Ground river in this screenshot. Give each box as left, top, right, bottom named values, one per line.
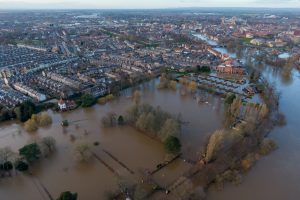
left=194, top=33, right=300, bottom=200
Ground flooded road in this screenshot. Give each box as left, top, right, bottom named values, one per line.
left=0, top=79, right=224, bottom=199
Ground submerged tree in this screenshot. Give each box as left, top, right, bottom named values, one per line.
left=0, top=147, right=14, bottom=163
left=225, top=94, right=236, bottom=105
left=24, top=119, right=38, bottom=132
left=81, top=94, right=96, bottom=107
left=57, top=191, right=78, bottom=200
left=188, top=81, right=198, bottom=93
left=101, top=112, right=117, bottom=127
left=38, top=112, right=53, bottom=127
left=39, top=136, right=56, bottom=156
left=205, top=130, right=225, bottom=163
left=135, top=113, right=148, bottom=131
left=126, top=104, right=140, bottom=123
left=19, top=143, right=41, bottom=163
left=73, top=143, right=91, bottom=162
left=14, top=101, right=36, bottom=122
left=159, top=118, right=181, bottom=140
left=14, top=159, right=29, bottom=172
left=117, top=115, right=125, bottom=125
left=2, top=161, right=13, bottom=173
left=133, top=90, right=141, bottom=105
left=164, top=136, right=181, bottom=154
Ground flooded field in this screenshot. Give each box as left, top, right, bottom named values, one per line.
left=0, top=79, right=224, bottom=199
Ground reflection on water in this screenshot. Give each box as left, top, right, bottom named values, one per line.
left=193, top=33, right=237, bottom=58
left=0, top=78, right=224, bottom=199
left=278, top=52, right=291, bottom=59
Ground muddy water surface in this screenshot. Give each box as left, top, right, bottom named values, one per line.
left=0, top=79, right=224, bottom=200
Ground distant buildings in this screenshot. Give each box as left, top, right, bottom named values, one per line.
left=46, top=72, right=84, bottom=90
left=13, top=82, right=46, bottom=102
left=250, top=39, right=265, bottom=46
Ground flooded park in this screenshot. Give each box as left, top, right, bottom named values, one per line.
left=1, top=32, right=299, bottom=200
left=0, top=79, right=224, bottom=199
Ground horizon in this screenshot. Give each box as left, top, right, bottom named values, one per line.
left=1, top=7, right=300, bottom=11
left=0, top=0, right=300, bottom=9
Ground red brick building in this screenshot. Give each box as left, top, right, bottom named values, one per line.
left=213, top=59, right=245, bottom=74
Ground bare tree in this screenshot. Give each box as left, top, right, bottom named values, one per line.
left=205, top=130, right=225, bottom=163
left=73, top=142, right=91, bottom=162
left=39, top=136, right=56, bottom=157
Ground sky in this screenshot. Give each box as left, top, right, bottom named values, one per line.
left=0, top=0, right=300, bottom=9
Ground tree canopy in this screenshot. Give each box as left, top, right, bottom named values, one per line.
left=164, top=136, right=181, bottom=154
left=81, top=94, right=96, bottom=107
left=14, top=101, right=36, bottom=122
left=15, top=160, right=29, bottom=172
left=57, top=191, right=78, bottom=200
left=19, top=143, right=41, bottom=163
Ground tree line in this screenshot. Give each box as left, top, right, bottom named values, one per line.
left=0, top=136, right=56, bottom=177
left=126, top=103, right=182, bottom=154
left=100, top=102, right=182, bottom=154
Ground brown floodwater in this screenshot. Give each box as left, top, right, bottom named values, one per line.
left=206, top=65, right=300, bottom=199
left=0, top=79, right=224, bottom=200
